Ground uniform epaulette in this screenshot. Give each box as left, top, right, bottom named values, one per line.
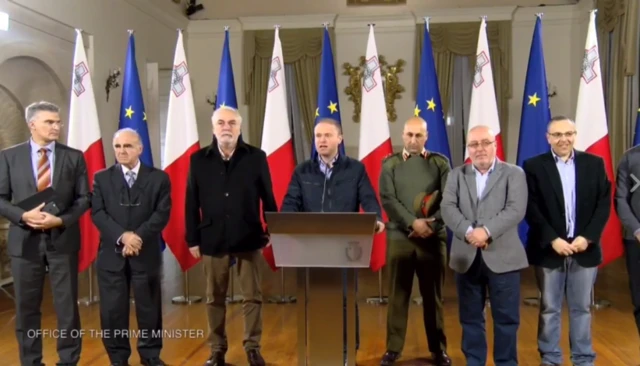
left=382, top=152, right=402, bottom=163
left=427, top=151, right=450, bottom=164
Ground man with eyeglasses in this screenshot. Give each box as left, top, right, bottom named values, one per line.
left=91, top=128, right=171, bottom=366
left=524, top=116, right=610, bottom=366
left=0, top=101, right=91, bottom=366
left=441, top=125, right=528, bottom=366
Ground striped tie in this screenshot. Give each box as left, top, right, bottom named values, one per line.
left=37, top=148, right=51, bottom=192
left=126, top=171, right=136, bottom=188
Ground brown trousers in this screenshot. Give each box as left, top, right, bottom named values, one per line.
left=203, top=250, right=263, bottom=352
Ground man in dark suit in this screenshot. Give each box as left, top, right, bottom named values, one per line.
left=441, top=125, right=528, bottom=366
left=0, top=101, right=90, bottom=366
left=523, top=116, right=610, bottom=366
left=91, top=128, right=171, bottom=366
left=186, top=106, right=277, bottom=366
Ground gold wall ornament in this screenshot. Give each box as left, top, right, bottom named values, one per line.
left=342, top=55, right=405, bottom=123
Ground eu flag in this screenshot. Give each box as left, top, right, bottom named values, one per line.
left=311, top=27, right=345, bottom=158
left=118, top=32, right=165, bottom=251
left=516, top=16, right=551, bottom=245
left=633, top=108, right=640, bottom=146
left=415, top=21, right=451, bottom=164
left=216, top=29, right=237, bottom=109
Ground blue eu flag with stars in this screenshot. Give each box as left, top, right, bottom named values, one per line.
left=311, top=27, right=345, bottom=158
left=118, top=32, right=165, bottom=251
left=515, top=16, right=551, bottom=246
left=216, top=29, right=238, bottom=109
left=633, top=107, right=640, bottom=146
left=415, top=21, right=451, bottom=163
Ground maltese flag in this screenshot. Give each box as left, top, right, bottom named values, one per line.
left=574, top=10, right=623, bottom=266
left=260, top=27, right=296, bottom=271
left=67, top=29, right=106, bottom=273
left=358, top=25, right=393, bottom=271
left=465, top=18, right=505, bottom=162
left=162, top=30, right=201, bottom=272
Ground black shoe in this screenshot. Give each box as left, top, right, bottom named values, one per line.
left=205, top=352, right=225, bottom=366
left=432, top=351, right=452, bottom=366
left=380, top=351, right=400, bottom=366
left=246, top=349, right=266, bottom=366
left=110, top=363, right=129, bottom=366
left=141, top=358, right=166, bottom=366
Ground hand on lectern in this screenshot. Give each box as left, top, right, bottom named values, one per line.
left=375, top=221, right=385, bottom=234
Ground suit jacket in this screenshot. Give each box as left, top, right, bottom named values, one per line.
left=91, top=163, right=171, bottom=272
left=441, top=160, right=528, bottom=274
left=615, top=145, right=640, bottom=241
left=185, top=138, right=277, bottom=256
left=524, top=151, right=610, bottom=268
left=0, top=141, right=90, bottom=257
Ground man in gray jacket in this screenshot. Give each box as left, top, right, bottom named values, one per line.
left=615, top=145, right=640, bottom=338
left=441, top=125, right=528, bottom=366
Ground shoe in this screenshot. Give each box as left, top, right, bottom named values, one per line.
left=380, top=351, right=400, bottom=366
left=432, top=351, right=452, bottom=366
left=110, top=363, right=129, bottom=366
left=204, top=352, right=225, bottom=366
left=246, top=349, right=266, bottom=366
left=141, top=358, right=166, bottom=366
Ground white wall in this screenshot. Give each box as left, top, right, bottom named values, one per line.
left=186, top=1, right=592, bottom=161
left=0, top=0, right=187, bottom=165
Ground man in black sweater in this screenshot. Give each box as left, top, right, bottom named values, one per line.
left=185, top=106, right=277, bottom=366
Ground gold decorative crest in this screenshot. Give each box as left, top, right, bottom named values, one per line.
left=342, top=55, right=405, bottom=123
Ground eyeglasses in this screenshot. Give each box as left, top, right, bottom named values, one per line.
left=119, top=188, right=141, bottom=207
left=548, top=131, right=576, bottom=139
left=467, top=140, right=495, bottom=150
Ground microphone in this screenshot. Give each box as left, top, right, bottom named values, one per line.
left=320, top=171, right=328, bottom=212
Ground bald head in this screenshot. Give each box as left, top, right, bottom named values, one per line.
left=466, top=125, right=496, bottom=172
left=402, top=117, right=428, bottom=154
left=113, top=127, right=143, bottom=169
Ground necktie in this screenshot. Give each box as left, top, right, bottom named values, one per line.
left=126, top=171, right=136, bottom=188
left=37, top=148, right=51, bottom=192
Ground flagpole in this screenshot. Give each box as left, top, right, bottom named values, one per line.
left=226, top=270, right=243, bottom=303
left=171, top=270, right=202, bottom=304
left=366, top=269, right=388, bottom=305
left=77, top=264, right=99, bottom=306
left=268, top=268, right=297, bottom=304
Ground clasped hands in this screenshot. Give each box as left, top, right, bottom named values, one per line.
left=466, top=227, right=489, bottom=249
left=21, top=202, right=62, bottom=230
left=551, top=236, right=588, bottom=256
left=409, top=218, right=435, bottom=238
left=121, top=231, right=142, bottom=257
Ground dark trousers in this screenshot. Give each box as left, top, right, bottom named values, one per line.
left=625, top=239, right=640, bottom=337
left=97, top=260, right=163, bottom=363
left=456, top=250, right=520, bottom=366
left=11, top=234, right=81, bottom=366
left=386, top=238, right=447, bottom=353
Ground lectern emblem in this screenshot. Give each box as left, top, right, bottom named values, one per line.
left=346, top=241, right=363, bottom=262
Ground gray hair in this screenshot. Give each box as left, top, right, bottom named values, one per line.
left=25, top=101, right=60, bottom=124
left=468, top=124, right=495, bottom=138
left=212, top=105, right=243, bottom=124
left=113, top=127, right=143, bottom=147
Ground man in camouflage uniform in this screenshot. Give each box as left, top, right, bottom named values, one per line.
left=378, top=117, right=452, bottom=366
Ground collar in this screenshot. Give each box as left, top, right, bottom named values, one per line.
left=206, top=135, right=248, bottom=159
left=121, top=160, right=141, bottom=176
left=551, top=149, right=575, bottom=163
left=30, top=138, right=55, bottom=153
left=472, top=157, right=497, bottom=175
left=402, top=148, right=428, bottom=161
left=218, top=143, right=235, bottom=161
left=318, top=154, right=339, bottom=168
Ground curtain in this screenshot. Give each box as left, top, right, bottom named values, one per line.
left=448, top=55, right=472, bottom=167
left=285, top=64, right=311, bottom=162
left=243, top=28, right=325, bottom=145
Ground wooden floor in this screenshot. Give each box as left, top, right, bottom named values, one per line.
left=0, top=253, right=638, bottom=366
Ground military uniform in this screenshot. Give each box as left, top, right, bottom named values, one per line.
left=379, top=149, right=450, bottom=360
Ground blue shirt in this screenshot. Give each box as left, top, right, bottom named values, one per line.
left=318, top=154, right=339, bottom=179
left=30, top=138, right=55, bottom=187
left=552, top=149, right=576, bottom=237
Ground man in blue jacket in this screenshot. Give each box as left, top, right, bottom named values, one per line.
left=281, top=117, right=385, bottom=363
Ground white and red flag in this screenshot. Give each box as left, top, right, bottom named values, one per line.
left=260, top=27, right=296, bottom=271
left=162, top=30, right=201, bottom=271
left=67, top=29, right=106, bottom=273
left=574, top=10, right=623, bottom=266
left=358, top=25, right=393, bottom=271
left=465, top=18, right=505, bottom=162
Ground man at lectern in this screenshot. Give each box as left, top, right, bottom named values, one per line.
left=185, top=106, right=277, bottom=366
left=91, top=128, right=171, bottom=366
left=378, top=117, right=452, bottom=366
left=441, top=125, right=528, bottom=366
left=281, top=117, right=385, bottom=359
left=0, top=101, right=90, bottom=365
